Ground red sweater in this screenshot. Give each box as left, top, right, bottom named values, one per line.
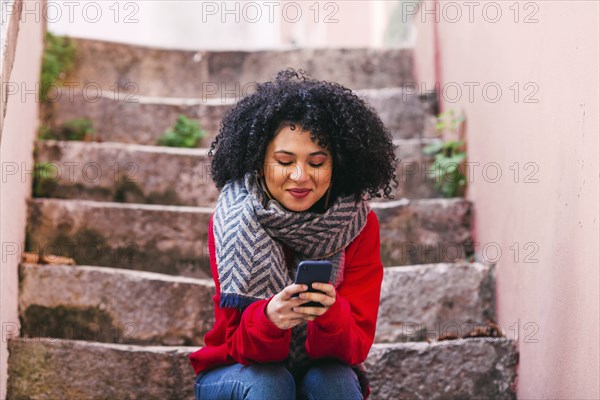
left=188, top=210, right=383, bottom=398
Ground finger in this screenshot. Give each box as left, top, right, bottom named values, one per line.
left=299, top=292, right=335, bottom=307
left=282, top=284, right=309, bottom=298
left=287, top=297, right=315, bottom=306
left=311, top=282, right=336, bottom=298
left=272, top=298, right=311, bottom=316
left=288, top=307, right=318, bottom=319
left=280, top=297, right=314, bottom=310
left=292, top=305, right=328, bottom=317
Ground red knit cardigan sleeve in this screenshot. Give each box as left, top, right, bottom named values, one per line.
left=189, top=210, right=383, bottom=374
left=305, top=210, right=384, bottom=364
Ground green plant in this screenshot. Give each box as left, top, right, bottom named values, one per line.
left=37, top=125, right=55, bottom=140
left=61, top=118, right=93, bottom=141
left=37, top=118, right=94, bottom=141
left=32, top=162, right=58, bottom=197
left=157, top=115, right=206, bottom=148
left=40, top=32, right=76, bottom=103
left=422, top=109, right=467, bottom=197
left=434, top=109, right=464, bottom=135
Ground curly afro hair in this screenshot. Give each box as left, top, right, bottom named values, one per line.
left=208, top=68, right=398, bottom=203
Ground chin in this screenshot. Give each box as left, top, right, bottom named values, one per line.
left=280, top=202, right=314, bottom=213
left=277, top=196, right=318, bottom=212
left=274, top=191, right=327, bottom=213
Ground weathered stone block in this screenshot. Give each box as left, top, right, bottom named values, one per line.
left=50, top=93, right=230, bottom=146
left=18, top=262, right=493, bottom=347
left=26, top=198, right=471, bottom=276
left=376, top=263, right=495, bottom=343
left=7, top=338, right=197, bottom=399
left=65, top=38, right=414, bottom=98
left=7, top=338, right=517, bottom=399
left=19, top=263, right=215, bottom=346
left=355, top=87, right=437, bottom=140
left=26, top=198, right=213, bottom=278
left=34, top=139, right=440, bottom=207
left=365, top=338, right=518, bottom=400
left=372, top=198, right=473, bottom=266
left=34, top=140, right=219, bottom=206
left=48, top=86, right=435, bottom=147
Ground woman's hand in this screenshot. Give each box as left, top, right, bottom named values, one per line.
left=292, top=282, right=336, bottom=321
left=265, top=283, right=313, bottom=330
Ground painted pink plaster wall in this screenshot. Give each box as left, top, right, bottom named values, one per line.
left=414, top=1, right=599, bottom=398
left=0, top=5, right=44, bottom=397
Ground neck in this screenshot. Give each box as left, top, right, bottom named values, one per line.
left=307, top=189, right=332, bottom=214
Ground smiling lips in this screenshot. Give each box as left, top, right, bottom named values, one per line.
left=287, top=188, right=311, bottom=198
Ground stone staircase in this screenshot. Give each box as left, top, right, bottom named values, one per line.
left=7, top=38, right=518, bottom=399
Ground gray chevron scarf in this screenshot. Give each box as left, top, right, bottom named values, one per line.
left=213, top=169, right=371, bottom=395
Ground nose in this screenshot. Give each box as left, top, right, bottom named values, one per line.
left=289, top=162, right=311, bottom=184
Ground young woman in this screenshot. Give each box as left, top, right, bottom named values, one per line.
left=189, top=69, right=398, bottom=399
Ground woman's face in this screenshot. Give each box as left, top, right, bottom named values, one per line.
left=262, top=124, right=333, bottom=212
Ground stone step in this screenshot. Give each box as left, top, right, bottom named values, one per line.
left=18, top=262, right=494, bottom=346
left=33, top=140, right=219, bottom=207
left=357, top=87, right=438, bottom=140
left=25, top=198, right=213, bottom=279
left=48, top=87, right=436, bottom=146
left=373, top=198, right=473, bottom=266
left=62, top=37, right=415, bottom=99
left=364, top=338, right=517, bottom=399
left=33, top=138, right=440, bottom=207
left=50, top=94, right=229, bottom=148
left=7, top=337, right=517, bottom=399
left=18, top=263, right=215, bottom=347
left=376, top=263, right=495, bottom=343
left=26, top=198, right=472, bottom=278
left=387, top=137, right=442, bottom=200
left=7, top=338, right=196, bottom=399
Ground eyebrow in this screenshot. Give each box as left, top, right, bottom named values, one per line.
left=274, top=150, right=329, bottom=156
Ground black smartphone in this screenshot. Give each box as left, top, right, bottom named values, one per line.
left=291, top=260, right=333, bottom=307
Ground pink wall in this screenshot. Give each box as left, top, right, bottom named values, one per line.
left=0, top=4, right=44, bottom=397
left=414, top=1, right=599, bottom=398
left=48, top=1, right=409, bottom=51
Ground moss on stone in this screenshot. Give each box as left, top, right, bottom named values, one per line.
left=146, top=188, right=183, bottom=206
left=114, top=178, right=185, bottom=206
left=21, top=305, right=125, bottom=343
left=49, top=183, right=113, bottom=202
left=7, top=339, right=49, bottom=396
left=26, top=227, right=112, bottom=267
left=113, top=176, right=145, bottom=203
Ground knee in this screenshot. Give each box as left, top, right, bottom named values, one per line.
left=241, top=363, right=296, bottom=400
left=300, top=359, right=362, bottom=400
left=302, top=359, right=354, bottom=385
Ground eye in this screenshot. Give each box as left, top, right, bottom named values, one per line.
left=276, top=161, right=325, bottom=168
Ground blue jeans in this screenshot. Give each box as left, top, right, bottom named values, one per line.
left=194, top=359, right=363, bottom=400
